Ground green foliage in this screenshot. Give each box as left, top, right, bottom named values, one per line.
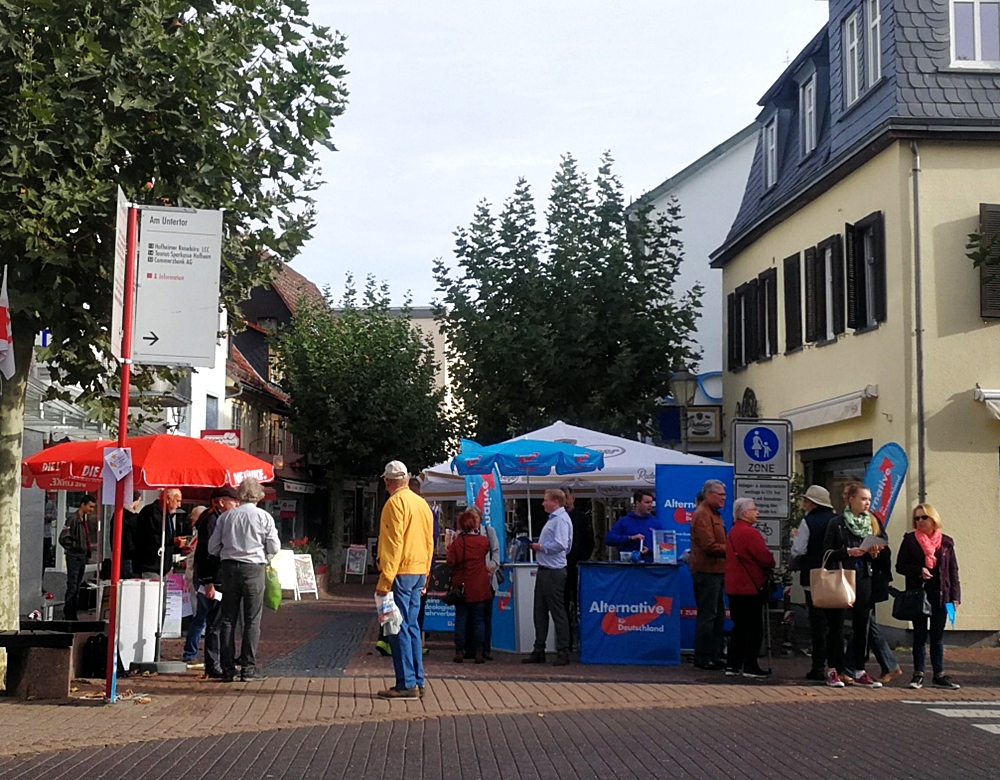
left=966, top=231, right=1000, bottom=276
left=0, top=0, right=348, bottom=421
left=276, top=275, right=456, bottom=481
left=434, top=152, right=703, bottom=443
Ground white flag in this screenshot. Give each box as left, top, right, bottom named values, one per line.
left=0, top=264, right=14, bottom=380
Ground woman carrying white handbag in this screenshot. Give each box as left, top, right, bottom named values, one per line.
left=820, top=483, right=888, bottom=689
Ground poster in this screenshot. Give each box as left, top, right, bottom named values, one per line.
left=162, top=573, right=186, bottom=638
left=294, top=553, right=319, bottom=598
left=345, top=545, right=367, bottom=578
left=465, top=466, right=506, bottom=562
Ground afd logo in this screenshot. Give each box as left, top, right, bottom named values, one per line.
left=590, top=596, right=673, bottom=635
left=496, top=587, right=512, bottom=613
left=662, top=498, right=697, bottom=524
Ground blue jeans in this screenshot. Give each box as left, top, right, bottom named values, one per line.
left=455, top=600, right=487, bottom=655
left=184, top=586, right=209, bottom=660
left=388, top=574, right=426, bottom=690
left=913, top=601, right=948, bottom=675
left=692, top=571, right=725, bottom=666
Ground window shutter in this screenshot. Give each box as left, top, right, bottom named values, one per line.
left=829, top=235, right=846, bottom=334
left=756, top=274, right=767, bottom=358
left=727, top=292, right=738, bottom=367
left=845, top=221, right=862, bottom=328
left=815, top=245, right=827, bottom=339
left=871, top=212, right=887, bottom=323
left=765, top=268, right=779, bottom=356
left=746, top=278, right=760, bottom=362
left=729, top=290, right=743, bottom=369
left=804, top=246, right=818, bottom=342
left=980, top=203, right=1000, bottom=318
left=783, top=253, right=802, bottom=351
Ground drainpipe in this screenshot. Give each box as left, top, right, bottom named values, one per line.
left=911, top=141, right=926, bottom=502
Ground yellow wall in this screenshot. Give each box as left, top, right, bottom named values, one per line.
left=722, top=140, right=1000, bottom=631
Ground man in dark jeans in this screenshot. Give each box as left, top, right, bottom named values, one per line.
left=790, top=485, right=836, bottom=681
left=689, top=480, right=728, bottom=670
left=208, top=478, right=280, bottom=683
left=563, top=486, right=594, bottom=651
left=59, top=496, right=96, bottom=620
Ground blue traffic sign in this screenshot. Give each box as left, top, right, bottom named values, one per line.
left=732, top=419, right=792, bottom=478
left=743, top=427, right=780, bottom=463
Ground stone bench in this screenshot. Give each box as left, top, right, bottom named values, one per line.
left=0, top=630, right=74, bottom=700
left=20, top=620, right=107, bottom=679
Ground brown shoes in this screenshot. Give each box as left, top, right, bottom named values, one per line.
left=878, top=668, right=903, bottom=684
left=377, top=687, right=419, bottom=700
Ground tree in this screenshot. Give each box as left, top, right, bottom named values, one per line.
left=434, top=152, right=703, bottom=444
left=0, top=0, right=347, bottom=674
left=276, top=276, right=456, bottom=571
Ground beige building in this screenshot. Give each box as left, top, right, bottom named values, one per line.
left=713, top=1, right=1000, bottom=635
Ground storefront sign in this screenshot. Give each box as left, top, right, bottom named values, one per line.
left=578, top=564, right=681, bottom=666
left=283, top=480, right=316, bottom=494
left=279, top=499, right=297, bottom=519
left=200, top=429, right=240, bottom=448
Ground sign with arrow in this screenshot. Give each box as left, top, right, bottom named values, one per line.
left=132, top=207, right=223, bottom=368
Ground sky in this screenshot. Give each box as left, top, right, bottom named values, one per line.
left=294, top=1, right=832, bottom=307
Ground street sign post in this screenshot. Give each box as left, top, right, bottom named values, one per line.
left=111, top=187, right=129, bottom=361
left=733, top=419, right=792, bottom=478
left=131, top=207, right=223, bottom=368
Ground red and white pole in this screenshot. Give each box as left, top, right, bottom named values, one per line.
left=105, top=205, right=138, bottom=702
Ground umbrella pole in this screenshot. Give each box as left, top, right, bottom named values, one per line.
left=154, top=501, right=167, bottom=662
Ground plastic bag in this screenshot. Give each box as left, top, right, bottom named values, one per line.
left=264, top=565, right=282, bottom=611
left=375, top=591, right=402, bottom=635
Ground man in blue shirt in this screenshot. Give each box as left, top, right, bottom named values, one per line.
left=522, top=489, right=573, bottom=666
left=605, top=489, right=664, bottom=561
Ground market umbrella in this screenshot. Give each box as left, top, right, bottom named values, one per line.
left=22, top=434, right=276, bottom=672
left=450, top=438, right=604, bottom=536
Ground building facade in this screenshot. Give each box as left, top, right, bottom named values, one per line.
left=714, top=0, right=1000, bottom=635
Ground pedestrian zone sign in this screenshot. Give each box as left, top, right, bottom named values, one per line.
left=732, top=419, right=792, bottom=478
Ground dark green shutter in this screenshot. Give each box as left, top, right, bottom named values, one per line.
left=783, top=253, right=802, bottom=350
left=766, top=268, right=779, bottom=356
left=804, top=246, right=818, bottom=342
left=829, top=235, right=846, bottom=334
left=980, top=203, right=1000, bottom=318
left=871, top=212, right=887, bottom=323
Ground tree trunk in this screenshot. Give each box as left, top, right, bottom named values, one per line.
left=325, top=466, right=345, bottom=586
left=0, top=323, right=34, bottom=687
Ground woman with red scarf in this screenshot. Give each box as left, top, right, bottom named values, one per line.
left=896, top=503, right=961, bottom=690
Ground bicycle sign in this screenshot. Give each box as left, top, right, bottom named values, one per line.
left=732, top=419, right=792, bottom=478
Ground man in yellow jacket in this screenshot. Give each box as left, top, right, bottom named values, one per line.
left=376, top=460, right=434, bottom=700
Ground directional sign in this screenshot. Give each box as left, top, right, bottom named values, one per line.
left=732, top=419, right=792, bottom=478
left=735, top=477, right=790, bottom=518
left=111, top=187, right=129, bottom=361
left=132, top=207, right=223, bottom=368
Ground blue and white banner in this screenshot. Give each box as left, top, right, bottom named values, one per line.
left=864, top=442, right=908, bottom=528
left=465, top=468, right=507, bottom=562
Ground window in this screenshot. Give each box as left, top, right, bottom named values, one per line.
left=800, top=76, right=817, bottom=157
left=757, top=268, right=779, bottom=359
left=804, top=235, right=845, bottom=343
left=726, top=272, right=777, bottom=370
left=953, top=0, right=1000, bottom=64
left=763, top=117, right=778, bottom=188
left=231, top=401, right=244, bottom=431
left=205, top=394, right=219, bottom=430
left=867, top=0, right=882, bottom=86
left=783, top=253, right=803, bottom=351
left=846, top=212, right=887, bottom=329
left=267, top=345, right=282, bottom=384
left=843, top=11, right=862, bottom=106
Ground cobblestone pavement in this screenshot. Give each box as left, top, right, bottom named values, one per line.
left=1, top=699, right=998, bottom=779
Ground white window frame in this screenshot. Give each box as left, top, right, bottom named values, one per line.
left=763, top=117, right=778, bottom=188
left=867, top=0, right=882, bottom=86
left=862, top=228, right=879, bottom=328
left=823, top=244, right=836, bottom=341
left=951, top=0, right=1000, bottom=67
left=800, top=76, right=817, bottom=157
left=844, top=11, right=861, bottom=106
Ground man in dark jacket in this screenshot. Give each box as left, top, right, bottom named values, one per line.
left=133, top=488, right=187, bottom=576
left=789, top=485, right=836, bottom=681
left=59, top=496, right=96, bottom=620
left=183, top=486, right=240, bottom=677
left=563, top=486, right=594, bottom=650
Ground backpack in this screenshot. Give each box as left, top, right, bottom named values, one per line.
left=82, top=634, right=127, bottom=678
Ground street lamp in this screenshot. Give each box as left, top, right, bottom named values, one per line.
left=668, top=369, right=699, bottom=453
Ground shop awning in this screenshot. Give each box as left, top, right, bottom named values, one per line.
left=780, top=385, right=878, bottom=431
left=974, top=386, right=1000, bottom=419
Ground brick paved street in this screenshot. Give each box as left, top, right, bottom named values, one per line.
left=3, top=584, right=1000, bottom=778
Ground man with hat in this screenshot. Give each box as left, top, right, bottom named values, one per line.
left=790, top=485, right=836, bottom=681
left=185, top=485, right=240, bottom=677
left=375, top=460, right=434, bottom=700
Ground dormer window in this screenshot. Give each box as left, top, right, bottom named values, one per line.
left=867, top=0, right=882, bottom=86
left=843, top=10, right=862, bottom=106
left=952, top=0, right=1000, bottom=66
left=800, top=76, right=817, bottom=157
left=763, top=117, right=778, bottom=188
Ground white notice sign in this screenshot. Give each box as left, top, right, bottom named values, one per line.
left=735, top=477, right=790, bottom=518
left=112, top=187, right=130, bottom=361
left=132, top=207, right=223, bottom=368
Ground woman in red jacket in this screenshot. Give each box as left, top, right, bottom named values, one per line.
left=724, top=497, right=775, bottom=679
left=446, top=509, right=493, bottom=663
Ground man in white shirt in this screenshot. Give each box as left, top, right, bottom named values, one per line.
left=208, top=477, right=280, bottom=683
left=523, top=489, right=573, bottom=666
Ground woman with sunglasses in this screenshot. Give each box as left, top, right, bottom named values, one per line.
left=896, top=504, right=961, bottom=690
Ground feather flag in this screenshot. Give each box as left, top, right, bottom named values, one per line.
left=0, top=265, right=14, bottom=380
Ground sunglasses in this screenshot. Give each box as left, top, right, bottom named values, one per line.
left=914, top=514, right=930, bottom=520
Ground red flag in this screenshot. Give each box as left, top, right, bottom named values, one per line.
left=0, top=265, right=13, bottom=380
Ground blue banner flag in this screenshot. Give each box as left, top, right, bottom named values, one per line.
left=864, top=443, right=908, bottom=528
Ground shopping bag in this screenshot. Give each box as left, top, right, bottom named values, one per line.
left=891, top=587, right=931, bottom=622
left=375, top=591, right=402, bottom=635
left=264, top=565, right=282, bottom=611
left=809, top=550, right=856, bottom=609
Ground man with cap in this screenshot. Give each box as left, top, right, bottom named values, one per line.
left=183, top=485, right=240, bottom=677
left=790, top=485, right=836, bottom=681
left=375, top=460, right=435, bottom=700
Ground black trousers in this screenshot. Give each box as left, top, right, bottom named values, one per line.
left=825, top=576, right=872, bottom=674
left=727, top=593, right=764, bottom=672
left=805, top=589, right=828, bottom=671
left=533, top=566, right=570, bottom=655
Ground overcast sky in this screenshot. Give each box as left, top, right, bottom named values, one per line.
left=294, top=1, right=831, bottom=306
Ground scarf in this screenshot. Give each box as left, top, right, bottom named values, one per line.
left=915, top=527, right=942, bottom=570
left=842, top=507, right=873, bottom=539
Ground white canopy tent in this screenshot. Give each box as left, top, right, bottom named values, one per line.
left=421, top=420, right=730, bottom=500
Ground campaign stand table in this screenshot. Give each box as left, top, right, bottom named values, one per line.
left=577, top=562, right=681, bottom=666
